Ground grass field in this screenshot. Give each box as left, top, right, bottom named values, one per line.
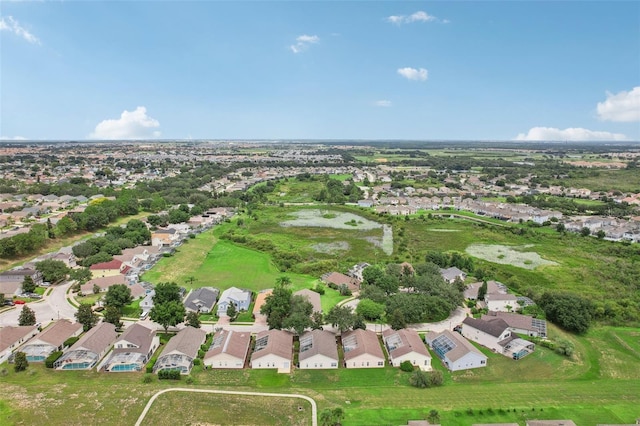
left=1, top=325, right=639, bottom=425
left=557, top=168, right=640, bottom=193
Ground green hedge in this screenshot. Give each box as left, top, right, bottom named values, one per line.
left=45, top=351, right=64, bottom=368
left=63, top=336, right=79, bottom=347
left=158, top=370, right=181, bottom=380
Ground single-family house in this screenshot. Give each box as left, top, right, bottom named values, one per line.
left=298, top=329, right=339, bottom=369
left=440, top=267, right=466, bottom=284
left=252, top=289, right=273, bottom=324
left=103, top=323, right=159, bottom=372
left=217, top=287, right=252, bottom=316
left=321, top=272, right=361, bottom=292
left=0, top=325, right=39, bottom=364
left=293, top=288, right=322, bottom=313
left=151, top=228, right=179, bottom=248
left=184, top=287, right=219, bottom=314
left=482, top=311, right=547, bottom=338
left=425, top=329, right=487, bottom=371
left=464, top=280, right=507, bottom=300
left=154, top=326, right=206, bottom=375
left=81, top=274, right=127, bottom=295
left=461, top=316, right=535, bottom=360
left=203, top=329, right=251, bottom=369
left=54, top=322, right=117, bottom=370
left=0, top=268, right=43, bottom=285
left=89, top=259, right=125, bottom=278
left=342, top=329, right=385, bottom=369
left=0, top=281, right=22, bottom=297
left=484, top=293, right=518, bottom=312
left=383, top=328, right=432, bottom=371
left=250, top=329, right=293, bottom=373
left=19, top=320, right=82, bottom=362
left=140, top=290, right=155, bottom=314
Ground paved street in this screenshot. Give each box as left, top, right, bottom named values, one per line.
left=0, top=281, right=76, bottom=327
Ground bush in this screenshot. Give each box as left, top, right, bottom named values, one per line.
left=45, top=351, right=64, bottom=368
left=197, top=349, right=205, bottom=359
left=400, top=360, right=414, bottom=372
left=409, top=370, right=429, bottom=388
left=64, top=336, right=79, bottom=347
left=142, top=374, right=154, bottom=384
left=193, top=358, right=201, bottom=366
left=555, top=338, right=575, bottom=357
left=312, top=284, right=326, bottom=295
left=158, top=369, right=181, bottom=380
left=185, top=376, right=194, bottom=384
left=146, top=357, right=157, bottom=373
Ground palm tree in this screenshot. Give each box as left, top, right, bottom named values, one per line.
left=276, top=276, right=291, bottom=287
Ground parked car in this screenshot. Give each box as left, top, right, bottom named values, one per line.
left=3, top=300, right=15, bottom=306
left=14, top=300, right=26, bottom=305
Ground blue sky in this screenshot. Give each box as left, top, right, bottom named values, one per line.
left=1, top=1, right=639, bottom=141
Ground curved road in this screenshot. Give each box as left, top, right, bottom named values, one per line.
left=134, top=388, right=317, bottom=426
left=0, top=281, right=76, bottom=327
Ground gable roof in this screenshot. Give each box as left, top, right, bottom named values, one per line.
left=252, top=289, right=273, bottom=316
left=299, top=329, right=338, bottom=362
left=160, top=326, right=206, bottom=359
left=89, top=259, right=123, bottom=270
left=205, top=329, right=251, bottom=361
left=426, top=329, right=485, bottom=363
left=440, top=266, right=465, bottom=282
left=342, top=329, right=384, bottom=361
left=115, top=323, right=156, bottom=355
left=463, top=317, right=510, bottom=338
left=0, top=326, right=38, bottom=353
left=485, top=293, right=518, bottom=302
left=31, top=320, right=82, bottom=347
left=70, top=322, right=117, bottom=354
left=321, top=272, right=360, bottom=290
left=251, top=329, right=292, bottom=361
left=382, top=328, right=430, bottom=359
left=184, top=287, right=220, bottom=312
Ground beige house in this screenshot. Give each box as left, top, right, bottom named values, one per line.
left=293, top=289, right=322, bottom=313
left=0, top=325, right=39, bottom=364
left=250, top=329, right=293, bottom=373
left=20, top=320, right=82, bottom=362
left=342, top=329, right=385, bottom=369
left=298, top=329, right=339, bottom=369
left=89, top=259, right=125, bottom=278
left=382, top=328, right=432, bottom=371
left=252, top=289, right=273, bottom=324
left=204, top=329, right=251, bottom=369
left=103, top=323, right=159, bottom=372
left=461, top=317, right=535, bottom=360
left=425, top=329, right=487, bottom=371
left=484, top=293, right=518, bottom=312
left=154, top=326, right=206, bottom=375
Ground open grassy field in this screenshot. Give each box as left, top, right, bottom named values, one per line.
left=1, top=324, right=638, bottom=425
left=140, top=392, right=311, bottom=426
left=557, top=168, right=640, bottom=193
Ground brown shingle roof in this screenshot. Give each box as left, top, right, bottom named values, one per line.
left=298, top=330, right=338, bottom=362
left=251, top=329, right=292, bottom=362
left=342, top=329, right=384, bottom=361
left=0, top=325, right=38, bottom=352
left=205, top=329, right=251, bottom=361
left=482, top=311, right=537, bottom=331
left=382, top=328, right=430, bottom=359
left=463, top=317, right=510, bottom=338
left=32, top=320, right=82, bottom=348
left=113, top=323, right=156, bottom=356
left=294, top=289, right=322, bottom=313
left=160, top=326, right=206, bottom=359
left=70, top=322, right=117, bottom=354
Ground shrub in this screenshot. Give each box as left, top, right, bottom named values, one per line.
left=45, top=351, right=64, bottom=368
left=193, top=358, right=201, bottom=366
left=409, top=370, right=429, bottom=388
left=146, top=357, right=157, bottom=373
left=197, top=349, right=205, bottom=359
left=0, top=368, right=8, bottom=377
left=399, top=360, right=414, bottom=372
left=158, top=369, right=181, bottom=380
left=428, top=370, right=444, bottom=387
left=64, top=336, right=80, bottom=347
left=555, top=338, right=575, bottom=357
left=185, top=376, right=194, bottom=384
left=312, top=284, right=326, bottom=295
left=142, top=374, right=154, bottom=384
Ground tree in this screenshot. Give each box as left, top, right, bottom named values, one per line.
left=282, top=295, right=313, bottom=335
left=69, top=267, right=93, bottom=285
left=556, top=222, right=566, bottom=233
left=226, top=302, right=238, bottom=321
left=35, top=259, right=69, bottom=283
left=325, top=305, right=356, bottom=333
left=75, top=303, right=98, bottom=331
left=555, top=338, right=575, bottom=357
left=261, top=285, right=293, bottom=330
left=477, top=280, right=488, bottom=301
left=93, top=284, right=100, bottom=294
left=275, top=275, right=292, bottom=287
left=153, top=282, right=183, bottom=305
left=13, top=351, right=28, bottom=372
left=428, top=370, right=444, bottom=387
left=409, top=370, right=429, bottom=388
left=596, top=229, right=606, bottom=239
left=580, top=227, right=591, bottom=237
left=150, top=300, right=185, bottom=333
left=427, top=409, right=440, bottom=423
left=104, top=284, right=133, bottom=310
left=387, top=308, right=407, bottom=330
left=185, top=311, right=201, bottom=328
left=311, top=311, right=324, bottom=330
left=356, top=299, right=385, bottom=321
left=103, top=306, right=123, bottom=329
left=539, top=292, right=594, bottom=334
left=22, top=275, right=36, bottom=294
left=18, top=305, right=36, bottom=326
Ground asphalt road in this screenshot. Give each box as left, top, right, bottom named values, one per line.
left=0, top=281, right=76, bottom=327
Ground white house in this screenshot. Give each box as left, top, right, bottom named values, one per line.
left=382, top=328, right=432, bottom=371
left=217, top=287, right=252, bottom=316
left=19, top=320, right=82, bottom=362
left=298, top=329, right=339, bottom=369
left=342, top=329, right=385, bottom=369
left=485, top=293, right=518, bottom=312
left=0, top=325, right=39, bottom=364
left=103, top=323, right=159, bottom=372
left=425, top=329, right=487, bottom=371
left=54, top=322, right=118, bottom=370
left=204, top=329, right=251, bottom=369
left=154, top=326, right=206, bottom=375
left=250, top=329, right=293, bottom=373
left=482, top=311, right=547, bottom=338
left=461, top=316, right=535, bottom=360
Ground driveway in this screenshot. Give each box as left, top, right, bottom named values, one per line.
left=0, top=281, right=77, bottom=327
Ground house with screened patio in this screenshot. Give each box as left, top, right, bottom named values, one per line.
left=103, top=323, right=159, bottom=372
left=54, top=322, right=117, bottom=370
left=153, top=326, right=206, bottom=375
left=203, top=329, right=251, bottom=369
left=382, top=328, right=432, bottom=371
left=249, top=329, right=293, bottom=373
left=425, top=329, right=487, bottom=371
left=342, top=329, right=385, bottom=369
left=19, top=319, right=82, bottom=362
left=298, top=329, right=339, bottom=369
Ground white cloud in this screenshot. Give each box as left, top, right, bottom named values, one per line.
left=515, top=127, right=628, bottom=141
left=90, top=106, right=161, bottom=140
left=397, top=67, right=428, bottom=81
left=596, top=86, right=640, bottom=122
left=290, top=34, right=320, bottom=53
left=0, top=135, right=27, bottom=140
left=374, top=100, right=392, bottom=107
left=0, top=16, right=40, bottom=45
left=386, top=11, right=443, bottom=25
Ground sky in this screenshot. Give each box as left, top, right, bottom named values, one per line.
left=1, top=1, right=639, bottom=141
